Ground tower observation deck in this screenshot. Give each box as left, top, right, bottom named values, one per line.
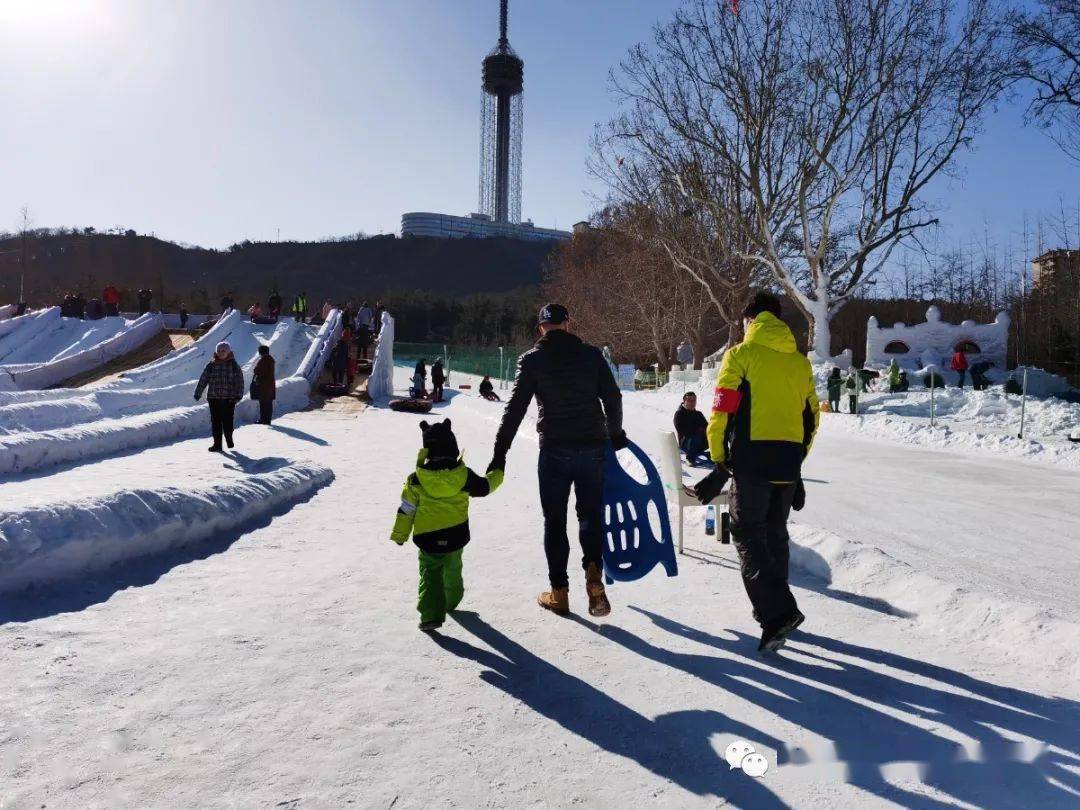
left=479, top=0, right=523, bottom=224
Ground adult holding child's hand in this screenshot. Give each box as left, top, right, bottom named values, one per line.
left=489, top=303, right=626, bottom=618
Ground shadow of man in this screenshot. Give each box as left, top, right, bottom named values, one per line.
left=431, top=610, right=787, bottom=807
left=611, top=606, right=1079, bottom=809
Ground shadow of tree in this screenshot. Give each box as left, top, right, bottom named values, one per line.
left=432, top=610, right=787, bottom=807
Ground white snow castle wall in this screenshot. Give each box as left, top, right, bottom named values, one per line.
left=865, top=306, right=1009, bottom=370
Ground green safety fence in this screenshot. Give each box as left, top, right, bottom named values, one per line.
left=395, top=342, right=530, bottom=383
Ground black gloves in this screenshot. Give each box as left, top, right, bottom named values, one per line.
left=792, top=479, right=806, bottom=511
left=694, top=465, right=730, bottom=505
left=487, top=454, right=506, bottom=474
left=610, top=431, right=630, bottom=451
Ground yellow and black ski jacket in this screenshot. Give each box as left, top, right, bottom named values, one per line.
left=707, top=312, right=820, bottom=482
left=391, top=450, right=504, bottom=553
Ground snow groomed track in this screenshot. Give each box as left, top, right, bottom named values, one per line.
left=0, top=309, right=342, bottom=475
left=0, top=307, right=164, bottom=391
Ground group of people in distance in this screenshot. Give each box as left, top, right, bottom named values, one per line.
left=390, top=294, right=819, bottom=654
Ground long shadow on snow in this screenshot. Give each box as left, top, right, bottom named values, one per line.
left=223, top=452, right=292, bottom=475
left=680, top=545, right=912, bottom=619
left=432, top=610, right=787, bottom=807
left=268, top=424, right=329, bottom=446
left=594, top=606, right=1078, bottom=809
left=0, top=421, right=283, bottom=485
left=0, top=481, right=329, bottom=625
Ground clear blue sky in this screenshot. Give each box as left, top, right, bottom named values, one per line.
left=1, top=0, right=1077, bottom=258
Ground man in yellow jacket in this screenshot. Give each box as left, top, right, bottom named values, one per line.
left=696, top=292, right=819, bottom=652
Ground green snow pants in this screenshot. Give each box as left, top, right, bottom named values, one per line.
left=417, top=548, right=464, bottom=623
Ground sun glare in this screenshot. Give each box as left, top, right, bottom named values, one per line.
left=1, top=0, right=101, bottom=25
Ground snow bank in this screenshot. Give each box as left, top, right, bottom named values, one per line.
left=0, top=304, right=18, bottom=321
left=789, top=524, right=1080, bottom=683
left=0, top=459, right=334, bottom=594
left=0, top=313, right=163, bottom=391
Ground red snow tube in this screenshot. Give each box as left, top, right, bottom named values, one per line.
left=389, top=398, right=433, bottom=414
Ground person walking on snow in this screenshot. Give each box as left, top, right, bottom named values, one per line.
left=826, top=367, right=843, bottom=412
left=489, top=303, right=627, bottom=618
left=293, top=292, right=307, bottom=324
left=693, top=292, right=819, bottom=652
left=431, top=358, right=446, bottom=403
left=194, top=341, right=245, bottom=452
left=391, top=419, right=504, bottom=631
left=252, top=344, right=276, bottom=425
left=887, top=358, right=902, bottom=393
left=951, top=346, right=969, bottom=389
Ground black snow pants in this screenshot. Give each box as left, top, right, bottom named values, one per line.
left=729, top=475, right=799, bottom=628
left=209, top=398, right=236, bottom=448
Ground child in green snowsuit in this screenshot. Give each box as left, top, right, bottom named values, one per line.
left=391, top=418, right=503, bottom=631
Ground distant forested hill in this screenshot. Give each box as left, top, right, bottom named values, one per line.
left=0, top=229, right=555, bottom=312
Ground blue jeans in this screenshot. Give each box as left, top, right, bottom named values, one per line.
left=680, top=434, right=709, bottom=465
left=538, top=446, right=606, bottom=589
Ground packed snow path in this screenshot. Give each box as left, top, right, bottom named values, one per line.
left=1, top=377, right=1077, bottom=807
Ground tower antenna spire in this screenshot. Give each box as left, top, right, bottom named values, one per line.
left=499, top=0, right=508, bottom=48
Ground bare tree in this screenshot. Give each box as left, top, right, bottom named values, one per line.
left=1014, top=0, right=1080, bottom=161
left=600, top=0, right=1015, bottom=359
left=17, top=206, right=34, bottom=304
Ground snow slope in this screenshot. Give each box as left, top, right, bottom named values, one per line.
left=1, top=365, right=1076, bottom=808
left=0, top=313, right=163, bottom=391
left=0, top=311, right=341, bottom=474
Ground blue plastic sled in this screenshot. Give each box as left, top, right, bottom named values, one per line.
left=601, top=440, right=678, bottom=584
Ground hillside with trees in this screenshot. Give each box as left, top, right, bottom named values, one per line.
left=0, top=228, right=555, bottom=314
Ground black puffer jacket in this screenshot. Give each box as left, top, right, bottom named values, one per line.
left=494, top=329, right=623, bottom=456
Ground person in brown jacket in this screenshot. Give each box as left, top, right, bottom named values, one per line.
left=252, top=345, right=276, bottom=425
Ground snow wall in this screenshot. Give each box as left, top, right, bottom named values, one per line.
left=866, top=306, right=1008, bottom=371
left=0, top=460, right=335, bottom=595
left=0, top=313, right=164, bottom=392
left=367, top=312, right=395, bottom=400
left=0, top=304, right=17, bottom=321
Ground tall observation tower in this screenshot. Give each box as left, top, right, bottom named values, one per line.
left=479, top=0, right=523, bottom=224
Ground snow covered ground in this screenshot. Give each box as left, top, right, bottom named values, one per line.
left=1, top=365, right=1077, bottom=808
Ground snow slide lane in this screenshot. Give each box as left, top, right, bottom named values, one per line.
left=0, top=458, right=334, bottom=595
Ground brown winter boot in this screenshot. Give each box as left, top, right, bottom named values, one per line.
left=585, top=563, right=611, bottom=617
left=538, top=587, right=570, bottom=615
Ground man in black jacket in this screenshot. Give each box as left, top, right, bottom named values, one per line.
left=489, top=303, right=627, bottom=618
left=674, top=391, right=710, bottom=466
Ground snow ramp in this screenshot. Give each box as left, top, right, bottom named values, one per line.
left=0, top=310, right=341, bottom=475
left=0, top=312, right=163, bottom=391
left=0, top=459, right=334, bottom=595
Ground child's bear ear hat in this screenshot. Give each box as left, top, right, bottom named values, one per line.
left=419, top=418, right=459, bottom=459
